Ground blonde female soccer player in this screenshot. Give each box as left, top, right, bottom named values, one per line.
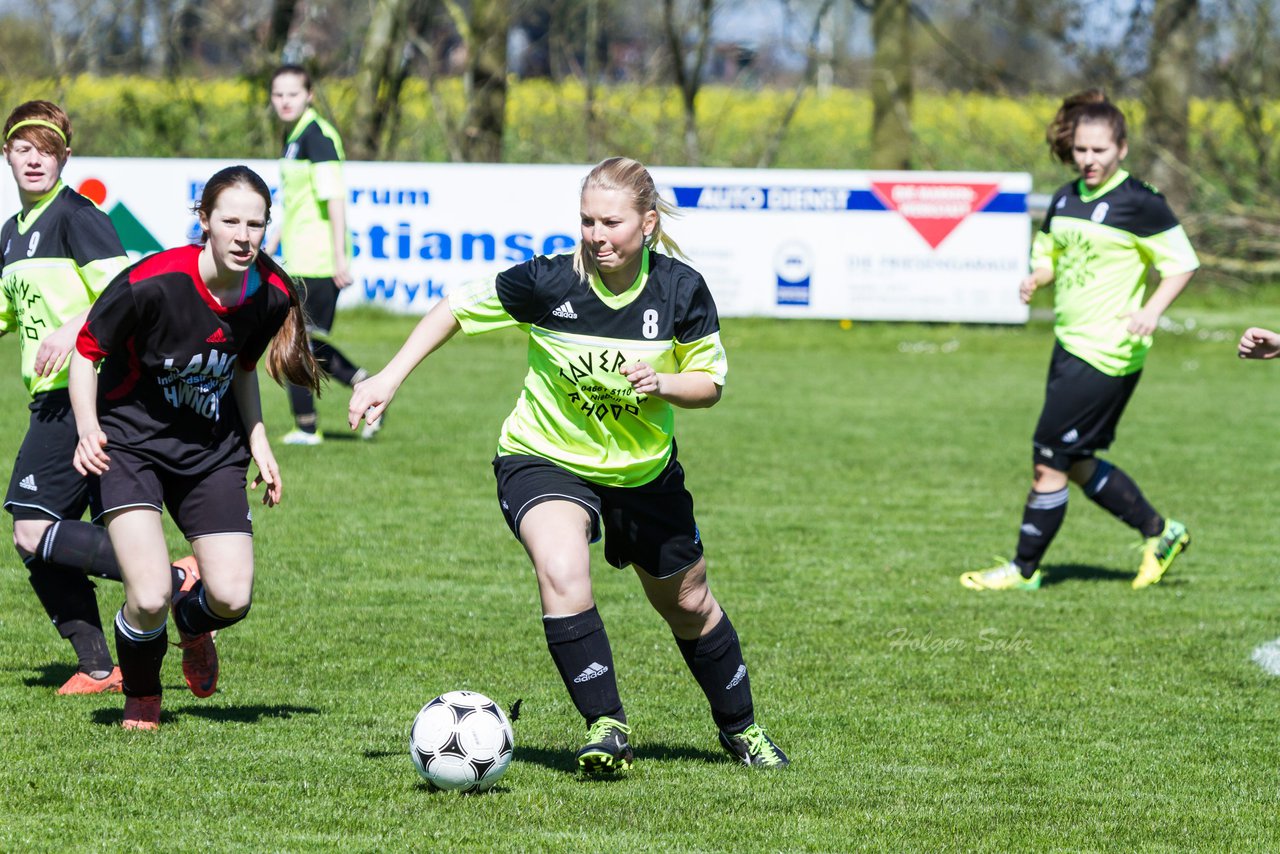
left=350, top=157, right=788, bottom=772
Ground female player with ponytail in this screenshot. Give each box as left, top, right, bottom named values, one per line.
left=350, top=156, right=788, bottom=772
left=960, top=90, right=1198, bottom=592
left=69, top=165, right=319, bottom=729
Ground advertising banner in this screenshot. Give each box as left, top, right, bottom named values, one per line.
left=2, top=158, right=1031, bottom=323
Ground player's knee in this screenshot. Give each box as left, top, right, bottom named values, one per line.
left=131, top=593, right=171, bottom=622
left=203, top=584, right=252, bottom=618
left=12, top=521, right=48, bottom=556
left=1032, top=463, right=1067, bottom=490
left=534, top=554, right=588, bottom=596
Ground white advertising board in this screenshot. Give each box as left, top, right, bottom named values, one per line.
left=1, top=158, right=1031, bottom=323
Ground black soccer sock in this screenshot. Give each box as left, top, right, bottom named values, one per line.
left=673, top=611, right=754, bottom=735
left=1013, top=487, right=1069, bottom=576
left=23, top=553, right=114, bottom=674
left=36, top=522, right=192, bottom=595
left=313, top=340, right=362, bottom=387
left=1083, top=461, right=1164, bottom=538
left=172, top=582, right=250, bottom=636
left=37, top=520, right=121, bottom=581
left=543, top=607, right=624, bottom=724
left=287, top=384, right=318, bottom=429
left=113, top=610, right=167, bottom=697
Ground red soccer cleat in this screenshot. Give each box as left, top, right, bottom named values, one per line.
left=58, top=666, right=123, bottom=695
left=178, top=630, right=219, bottom=698
left=122, top=695, right=162, bottom=730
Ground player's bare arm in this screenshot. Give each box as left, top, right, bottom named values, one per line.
left=349, top=298, right=461, bottom=429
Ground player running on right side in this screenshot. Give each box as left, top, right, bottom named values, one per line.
left=961, top=89, right=1198, bottom=592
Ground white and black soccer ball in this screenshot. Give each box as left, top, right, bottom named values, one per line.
left=410, top=691, right=514, bottom=793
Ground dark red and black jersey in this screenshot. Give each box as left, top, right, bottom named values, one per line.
left=76, top=244, right=290, bottom=474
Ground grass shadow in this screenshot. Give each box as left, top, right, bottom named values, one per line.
left=21, top=662, right=77, bottom=689
left=364, top=749, right=403, bottom=760
left=89, top=703, right=321, bottom=727
left=514, top=741, right=724, bottom=776
left=1041, top=563, right=1130, bottom=586
left=319, top=431, right=358, bottom=443
left=178, top=703, right=322, bottom=723
left=1042, top=562, right=1194, bottom=588
left=411, top=781, right=514, bottom=796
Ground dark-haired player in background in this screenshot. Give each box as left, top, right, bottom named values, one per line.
left=70, top=165, right=320, bottom=729
left=350, top=156, right=788, bottom=772
left=0, top=100, right=201, bottom=695
left=961, top=90, right=1198, bottom=592
left=266, top=65, right=373, bottom=445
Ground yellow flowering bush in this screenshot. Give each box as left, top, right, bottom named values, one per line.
left=0, top=76, right=1272, bottom=203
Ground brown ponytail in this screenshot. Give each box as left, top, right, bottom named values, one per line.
left=258, top=252, right=323, bottom=394
left=1046, top=89, right=1127, bottom=165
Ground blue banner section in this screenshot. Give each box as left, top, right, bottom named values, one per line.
left=670, top=186, right=1025, bottom=214
left=848, top=190, right=885, bottom=211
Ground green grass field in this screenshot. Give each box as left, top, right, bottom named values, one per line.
left=2, top=307, right=1278, bottom=851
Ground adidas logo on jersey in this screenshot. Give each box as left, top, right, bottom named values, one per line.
left=18, top=474, right=36, bottom=492
left=1061, top=428, right=1079, bottom=443
left=573, top=662, right=609, bottom=683
left=206, top=328, right=228, bottom=344
left=551, top=300, right=578, bottom=320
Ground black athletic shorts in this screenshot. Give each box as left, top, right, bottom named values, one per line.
left=298, top=276, right=340, bottom=337
left=1032, top=341, right=1141, bottom=471
left=90, top=447, right=253, bottom=539
left=4, top=390, right=90, bottom=522
left=492, top=452, right=704, bottom=579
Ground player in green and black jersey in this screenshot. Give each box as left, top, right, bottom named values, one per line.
left=267, top=65, right=370, bottom=445
left=961, top=90, right=1198, bottom=592
left=0, top=101, right=144, bottom=694
left=350, top=157, right=788, bottom=772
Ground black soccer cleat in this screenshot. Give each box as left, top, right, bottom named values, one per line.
left=719, top=723, right=790, bottom=768
left=576, top=716, right=634, bottom=775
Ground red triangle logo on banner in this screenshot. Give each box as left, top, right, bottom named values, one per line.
left=870, top=181, right=1000, bottom=249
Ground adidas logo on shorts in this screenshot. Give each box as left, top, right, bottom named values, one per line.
left=18, top=474, right=36, bottom=492
left=574, top=662, right=609, bottom=683
left=552, top=301, right=578, bottom=320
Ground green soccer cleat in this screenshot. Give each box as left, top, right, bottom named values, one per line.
left=1133, top=518, right=1190, bottom=590
left=281, top=429, right=323, bottom=446
left=960, top=560, right=1042, bottom=591
left=719, top=723, right=790, bottom=768
left=576, top=716, right=633, bottom=775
